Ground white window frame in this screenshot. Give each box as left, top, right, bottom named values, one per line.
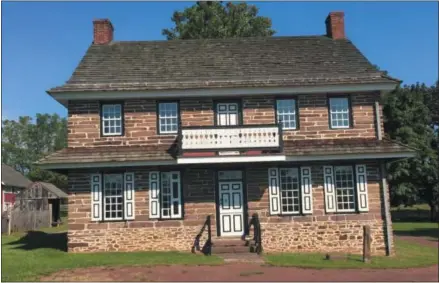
left=158, top=101, right=179, bottom=134
left=333, top=165, right=356, bottom=212
left=149, top=171, right=182, bottom=219
left=101, top=103, right=123, bottom=136
left=329, top=96, right=351, bottom=129
left=279, top=168, right=301, bottom=215
left=276, top=98, right=297, bottom=130
left=102, top=173, right=124, bottom=221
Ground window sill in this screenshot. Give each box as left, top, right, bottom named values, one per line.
left=101, top=134, right=124, bottom=137
left=157, top=132, right=178, bottom=136
left=329, top=127, right=352, bottom=130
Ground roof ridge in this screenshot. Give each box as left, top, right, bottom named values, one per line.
left=109, top=35, right=332, bottom=45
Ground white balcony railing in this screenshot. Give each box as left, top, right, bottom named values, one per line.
left=180, top=125, right=282, bottom=151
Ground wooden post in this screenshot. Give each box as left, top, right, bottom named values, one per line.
left=49, top=203, right=53, bottom=227
left=363, top=225, right=371, bottom=263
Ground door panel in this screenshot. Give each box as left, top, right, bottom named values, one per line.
left=219, top=181, right=244, bottom=236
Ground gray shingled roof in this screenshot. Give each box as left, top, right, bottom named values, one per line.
left=48, top=36, right=398, bottom=93
left=1, top=164, right=32, bottom=188
left=33, top=182, right=68, bottom=198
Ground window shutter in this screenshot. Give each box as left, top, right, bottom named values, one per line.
left=149, top=171, right=160, bottom=219
left=170, top=171, right=182, bottom=218
left=268, top=168, right=280, bottom=215
left=355, top=165, right=369, bottom=212
left=124, top=172, right=135, bottom=220
left=323, top=166, right=336, bottom=213
left=91, top=174, right=102, bottom=221
left=300, top=167, right=313, bottom=214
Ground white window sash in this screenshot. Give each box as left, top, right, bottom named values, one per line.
left=158, top=102, right=179, bottom=134
left=329, top=97, right=350, bottom=129
left=102, top=104, right=123, bottom=136
left=279, top=168, right=301, bottom=214
left=276, top=99, right=297, bottom=130
left=102, top=174, right=124, bottom=221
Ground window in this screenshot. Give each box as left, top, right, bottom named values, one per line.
left=149, top=171, right=182, bottom=219
left=90, top=172, right=135, bottom=222
left=329, top=97, right=350, bottom=128
left=101, top=103, right=123, bottom=136
left=334, top=166, right=355, bottom=212
left=279, top=168, right=300, bottom=214
left=158, top=102, right=179, bottom=134
left=276, top=99, right=297, bottom=130
left=103, top=174, right=124, bottom=220
left=268, top=167, right=313, bottom=215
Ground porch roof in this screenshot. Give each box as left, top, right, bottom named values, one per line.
left=36, top=138, right=415, bottom=170
left=282, top=138, right=416, bottom=156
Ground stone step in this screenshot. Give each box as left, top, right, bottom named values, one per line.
left=211, top=245, right=250, bottom=254
left=212, top=238, right=245, bottom=247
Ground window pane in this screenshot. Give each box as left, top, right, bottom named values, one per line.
left=158, top=102, right=179, bottom=133
left=276, top=99, right=297, bottom=130
left=103, top=174, right=124, bottom=220
left=102, top=104, right=123, bottom=135
left=334, top=166, right=355, bottom=212
left=329, top=98, right=350, bottom=128
left=279, top=168, right=300, bottom=213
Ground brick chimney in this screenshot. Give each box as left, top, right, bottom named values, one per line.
left=93, top=19, right=114, bottom=44
left=325, top=12, right=345, bottom=39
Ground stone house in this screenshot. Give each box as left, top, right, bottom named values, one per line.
left=38, top=11, right=415, bottom=255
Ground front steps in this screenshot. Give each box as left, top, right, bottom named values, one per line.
left=211, top=238, right=250, bottom=254
left=210, top=237, right=263, bottom=263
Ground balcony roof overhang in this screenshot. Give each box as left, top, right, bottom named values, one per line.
left=38, top=151, right=415, bottom=170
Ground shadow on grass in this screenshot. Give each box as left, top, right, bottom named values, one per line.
left=391, top=210, right=432, bottom=223
left=394, top=228, right=439, bottom=240
left=8, top=231, right=67, bottom=251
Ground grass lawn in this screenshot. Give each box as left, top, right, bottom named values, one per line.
left=2, top=205, right=438, bottom=281
left=1, top=232, right=223, bottom=282
left=264, top=238, right=438, bottom=268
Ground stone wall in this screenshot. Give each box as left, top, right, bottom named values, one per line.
left=67, top=92, right=383, bottom=147
left=67, top=162, right=390, bottom=255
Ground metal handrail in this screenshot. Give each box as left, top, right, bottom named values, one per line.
left=246, top=213, right=263, bottom=254
left=191, top=215, right=212, bottom=255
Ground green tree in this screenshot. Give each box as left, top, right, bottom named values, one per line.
left=383, top=83, right=439, bottom=221
left=1, top=113, right=68, bottom=189
left=162, top=1, right=275, bottom=40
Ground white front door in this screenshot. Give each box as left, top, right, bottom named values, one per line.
left=219, top=181, right=244, bottom=236
left=217, top=103, right=239, bottom=126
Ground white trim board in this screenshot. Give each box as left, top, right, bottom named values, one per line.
left=177, top=155, right=287, bottom=164
left=51, top=83, right=397, bottom=107
left=37, top=151, right=415, bottom=169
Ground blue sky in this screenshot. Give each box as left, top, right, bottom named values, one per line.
left=2, top=1, right=438, bottom=120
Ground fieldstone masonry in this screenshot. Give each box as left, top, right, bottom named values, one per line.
left=67, top=162, right=390, bottom=255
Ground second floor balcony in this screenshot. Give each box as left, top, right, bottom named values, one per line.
left=179, top=124, right=283, bottom=153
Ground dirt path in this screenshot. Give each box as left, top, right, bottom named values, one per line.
left=40, top=264, right=439, bottom=282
